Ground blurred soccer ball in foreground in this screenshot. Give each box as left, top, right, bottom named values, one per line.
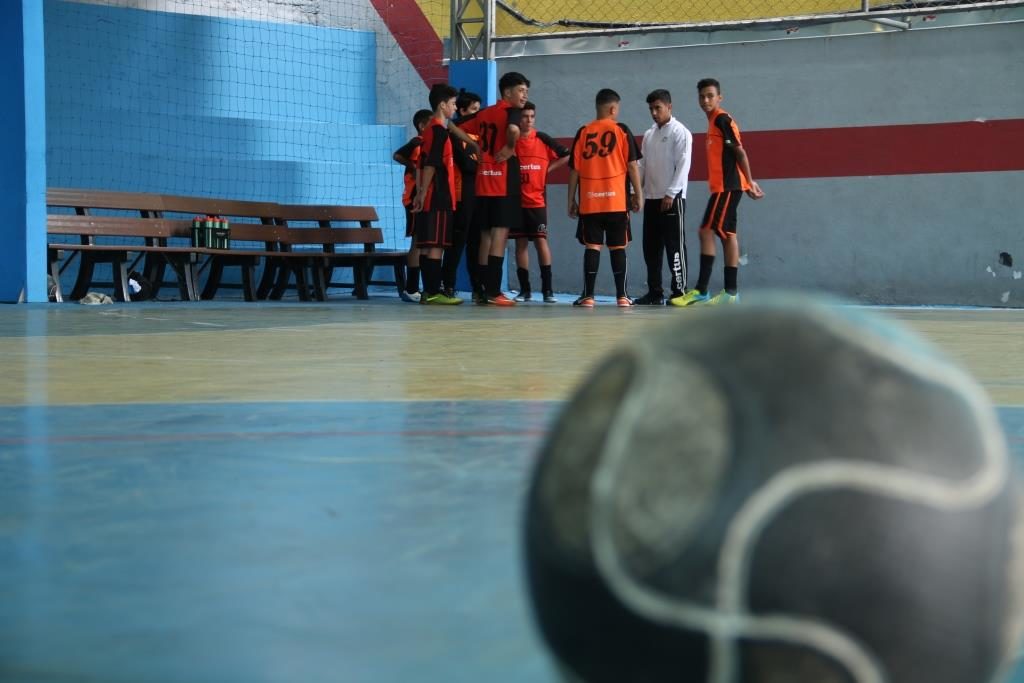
left=524, top=295, right=1022, bottom=683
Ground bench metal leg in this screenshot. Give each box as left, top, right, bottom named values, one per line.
left=201, top=259, right=225, bottom=300
left=268, top=263, right=291, bottom=300
left=312, top=263, right=329, bottom=301
left=353, top=264, right=369, bottom=300
left=257, top=260, right=279, bottom=300
left=242, top=264, right=258, bottom=302
left=69, top=253, right=96, bottom=301
left=48, top=253, right=64, bottom=303
left=114, top=261, right=133, bottom=302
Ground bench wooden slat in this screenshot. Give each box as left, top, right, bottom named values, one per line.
left=277, top=204, right=379, bottom=223
left=280, top=227, right=384, bottom=245
left=47, top=188, right=165, bottom=212
left=47, top=216, right=191, bottom=239
left=158, top=194, right=281, bottom=219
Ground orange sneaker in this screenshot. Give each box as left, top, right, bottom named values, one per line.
left=572, top=296, right=595, bottom=308
left=487, top=293, right=517, bottom=307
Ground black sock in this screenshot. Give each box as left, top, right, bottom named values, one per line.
left=610, top=249, right=627, bottom=298
left=517, top=267, right=531, bottom=294
left=476, top=262, right=487, bottom=295
left=421, top=258, right=442, bottom=296
left=540, top=264, right=552, bottom=294
left=696, top=254, right=714, bottom=294
left=487, top=255, right=504, bottom=296
left=583, top=249, right=600, bottom=298
left=724, top=266, right=738, bottom=295
left=406, top=266, right=420, bottom=294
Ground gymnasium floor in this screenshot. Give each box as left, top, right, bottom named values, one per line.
left=2, top=297, right=1024, bottom=682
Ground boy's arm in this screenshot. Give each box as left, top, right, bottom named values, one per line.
left=627, top=161, right=643, bottom=213
left=732, top=145, right=764, bottom=199
left=568, top=169, right=579, bottom=219
left=548, top=156, right=569, bottom=174
left=413, top=167, right=433, bottom=212
left=393, top=138, right=420, bottom=171
left=495, top=124, right=520, bottom=163
left=537, top=131, right=569, bottom=174
left=447, top=121, right=479, bottom=155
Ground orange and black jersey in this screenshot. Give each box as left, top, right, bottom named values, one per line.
left=460, top=101, right=524, bottom=197
left=395, top=135, right=422, bottom=207
left=418, top=121, right=456, bottom=212
left=569, top=119, right=641, bottom=215
left=517, top=130, right=569, bottom=209
left=706, top=109, right=751, bottom=193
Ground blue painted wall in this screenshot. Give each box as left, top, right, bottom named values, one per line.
left=44, top=1, right=407, bottom=258
left=1, top=1, right=48, bottom=304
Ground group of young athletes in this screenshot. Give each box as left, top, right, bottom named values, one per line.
left=392, top=73, right=764, bottom=307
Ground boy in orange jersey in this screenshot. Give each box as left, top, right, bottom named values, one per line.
left=393, top=109, right=432, bottom=302
left=672, top=77, right=764, bottom=306
left=567, top=88, right=643, bottom=307
left=441, top=89, right=482, bottom=298
left=459, top=71, right=531, bottom=306
left=511, top=101, right=569, bottom=303
left=411, top=84, right=462, bottom=305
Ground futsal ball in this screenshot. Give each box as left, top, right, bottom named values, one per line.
left=524, top=294, right=1022, bottom=683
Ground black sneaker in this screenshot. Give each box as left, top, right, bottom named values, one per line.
left=634, top=292, right=665, bottom=306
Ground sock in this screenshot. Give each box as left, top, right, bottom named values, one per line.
left=540, top=264, right=552, bottom=294
left=421, top=258, right=442, bottom=296
left=724, top=266, right=738, bottom=295
left=610, top=249, right=627, bottom=298
left=517, top=267, right=531, bottom=294
left=406, top=266, right=420, bottom=294
left=583, top=249, right=600, bottom=298
left=487, top=255, right=504, bottom=296
left=696, top=254, right=714, bottom=294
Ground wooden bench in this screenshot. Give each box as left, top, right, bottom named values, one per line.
left=276, top=204, right=406, bottom=300
left=46, top=190, right=199, bottom=302
left=47, top=189, right=406, bottom=303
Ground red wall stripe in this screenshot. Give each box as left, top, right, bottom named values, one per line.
left=548, top=118, right=1024, bottom=184
left=369, top=0, right=447, bottom=87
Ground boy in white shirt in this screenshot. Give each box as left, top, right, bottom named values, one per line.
left=637, top=89, right=693, bottom=305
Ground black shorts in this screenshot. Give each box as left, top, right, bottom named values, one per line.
left=475, top=195, right=522, bottom=232
left=576, top=212, right=631, bottom=248
left=454, top=194, right=476, bottom=236
left=404, top=204, right=416, bottom=238
left=510, top=207, right=548, bottom=240
left=701, top=191, right=743, bottom=237
left=415, top=209, right=454, bottom=248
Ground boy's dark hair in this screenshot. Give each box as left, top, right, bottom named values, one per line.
left=522, top=101, right=536, bottom=111
left=428, top=83, right=459, bottom=111
left=412, top=109, right=433, bottom=129
left=498, top=72, right=530, bottom=93
left=456, top=88, right=481, bottom=111
left=646, top=89, right=672, bottom=105
left=697, top=78, right=721, bottom=93
left=595, top=88, right=620, bottom=107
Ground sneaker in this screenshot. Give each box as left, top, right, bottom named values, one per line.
left=472, top=290, right=488, bottom=305
left=514, top=291, right=532, bottom=302
left=422, top=292, right=464, bottom=305
left=617, top=296, right=634, bottom=308
left=666, top=292, right=686, bottom=306
left=542, top=291, right=557, bottom=303
left=707, top=291, right=739, bottom=305
left=572, top=295, right=595, bottom=308
left=399, top=290, right=421, bottom=303
left=668, top=289, right=710, bottom=307
left=633, top=292, right=665, bottom=306
left=487, top=293, right=517, bottom=307
left=443, top=287, right=455, bottom=298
